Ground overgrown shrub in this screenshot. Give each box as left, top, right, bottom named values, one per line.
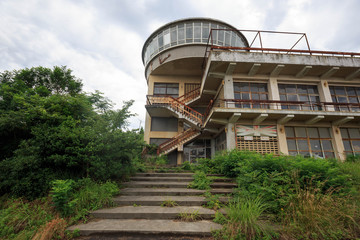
left=188, top=171, right=212, bottom=190
left=51, top=178, right=119, bottom=220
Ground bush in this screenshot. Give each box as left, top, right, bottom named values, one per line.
left=188, top=171, right=212, bottom=190
left=51, top=178, right=119, bottom=220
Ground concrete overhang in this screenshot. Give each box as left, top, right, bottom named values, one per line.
left=201, top=50, right=360, bottom=93
left=203, top=107, right=360, bottom=128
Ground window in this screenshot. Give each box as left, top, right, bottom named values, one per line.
left=279, top=84, right=320, bottom=110
left=143, top=20, right=248, bottom=65
left=285, top=127, right=334, bottom=158
left=330, top=86, right=360, bottom=111
left=151, top=117, right=178, bottom=132
left=341, top=128, right=360, bottom=156
left=153, top=83, right=179, bottom=97
left=234, top=82, right=268, bottom=108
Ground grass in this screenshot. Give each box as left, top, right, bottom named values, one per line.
left=161, top=199, right=178, bottom=207
left=0, top=178, right=119, bottom=239
left=178, top=210, right=202, bottom=222
left=214, top=197, right=274, bottom=240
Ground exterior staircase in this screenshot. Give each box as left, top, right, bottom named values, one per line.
left=157, top=128, right=201, bottom=155
left=146, top=87, right=205, bottom=155
left=68, top=171, right=236, bottom=239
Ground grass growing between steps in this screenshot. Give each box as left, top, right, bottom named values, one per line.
left=178, top=210, right=202, bottom=222
left=0, top=178, right=119, bottom=240
left=161, top=199, right=178, bottom=207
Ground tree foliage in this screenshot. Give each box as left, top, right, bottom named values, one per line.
left=0, top=66, right=144, bottom=199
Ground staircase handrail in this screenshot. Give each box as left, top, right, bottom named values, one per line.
left=176, top=87, right=201, bottom=103
left=157, top=128, right=199, bottom=155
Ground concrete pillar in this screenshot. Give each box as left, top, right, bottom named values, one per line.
left=318, top=80, right=334, bottom=111
left=177, top=151, right=184, bottom=165
left=277, top=124, right=288, bottom=155
left=211, top=139, right=216, bottom=158
left=144, top=113, right=151, bottom=144
left=268, top=78, right=280, bottom=109
left=223, top=75, right=235, bottom=108
left=226, top=123, right=236, bottom=150
left=331, top=125, right=346, bottom=161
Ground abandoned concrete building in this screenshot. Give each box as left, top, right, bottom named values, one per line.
left=142, top=17, right=360, bottom=165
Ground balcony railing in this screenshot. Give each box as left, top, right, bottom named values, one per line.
left=146, top=95, right=204, bottom=125
left=177, top=87, right=201, bottom=104
left=216, top=99, right=360, bottom=112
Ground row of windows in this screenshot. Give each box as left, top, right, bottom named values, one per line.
left=150, top=127, right=360, bottom=158
left=232, top=83, right=360, bottom=110
left=143, top=21, right=247, bottom=65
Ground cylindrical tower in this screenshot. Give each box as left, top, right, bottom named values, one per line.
left=143, top=18, right=248, bottom=165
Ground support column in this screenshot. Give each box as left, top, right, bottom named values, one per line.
left=177, top=151, right=184, bottom=165
left=223, top=76, right=234, bottom=108
left=277, top=124, right=288, bottom=155
left=318, top=80, right=334, bottom=111
left=211, top=139, right=216, bottom=158
left=331, top=125, right=346, bottom=161
left=268, top=78, right=280, bottom=109
left=226, top=123, right=236, bottom=150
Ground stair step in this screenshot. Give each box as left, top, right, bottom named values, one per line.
left=211, top=182, right=237, bottom=188
left=67, top=219, right=222, bottom=237
left=121, top=187, right=234, bottom=196
left=121, top=188, right=204, bottom=196
left=92, top=206, right=216, bottom=220
left=114, top=195, right=229, bottom=206
left=123, top=181, right=190, bottom=188
left=130, top=176, right=194, bottom=182
left=135, top=173, right=194, bottom=177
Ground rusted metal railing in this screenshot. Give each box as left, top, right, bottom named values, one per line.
left=217, top=99, right=360, bottom=112
left=176, top=87, right=201, bottom=103
left=147, top=95, right=204, bottom=125
left=157, top=128, right=200, bottom=155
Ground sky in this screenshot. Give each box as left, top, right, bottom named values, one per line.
left=1, top=0, right=360, bottom=129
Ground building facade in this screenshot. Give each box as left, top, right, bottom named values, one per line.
left=142, top=18, right=360, bottom=165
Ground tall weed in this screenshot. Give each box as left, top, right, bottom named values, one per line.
left=188, top=171, right=212, bottom=190
left=282, top=179, right=359, bottom=239
left=215, top=197, right=274, bottom=240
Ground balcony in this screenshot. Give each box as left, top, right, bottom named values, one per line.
left=204, top=99, right=360, bottom=127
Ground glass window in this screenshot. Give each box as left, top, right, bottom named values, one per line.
left=233, top=82, right=268, bottom=109
left=287, top=139, right=297, bottom=150
left=286, top=127, right=334, bottom=158
left=330, top=86, right=360, bottom=112
left=279, top=84, right=320, bottom=111
left=285, top=127, right=295, bottom=138
left=341, top=128, right=360, bottom=156
left=154, top=83, right=179, bottom=97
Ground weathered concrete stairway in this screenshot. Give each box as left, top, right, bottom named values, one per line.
left=68, top=172, right=236, bottom=239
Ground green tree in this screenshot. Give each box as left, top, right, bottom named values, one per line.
left=0, top=66, right=144, bottom=199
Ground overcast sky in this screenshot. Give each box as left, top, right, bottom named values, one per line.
left=1, top=0, right=359, bottom=129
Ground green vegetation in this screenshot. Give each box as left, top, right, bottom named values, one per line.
left=161, top=199, right=178, bottom=207
left=178, top=210, right=202, bottom=222
left=188, top=171, right=212, bottom=190
left=196, top=150, right=360, bottom=239
left=0, top=179, right=118, bottom=239
left=203, top=191, right=222, bottom=210
left=0, top=66, right=144, bottom=239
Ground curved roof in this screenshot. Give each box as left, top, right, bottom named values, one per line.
left=141, top=17, right=249, bottom=65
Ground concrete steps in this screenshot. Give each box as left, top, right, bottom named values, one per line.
left=68, top=171, right=235, bottom=238
left=114, top=195, right=230, bottom=206
left=68, top=219, right=221, bottom=237
left=92, top=206, right=217, bottom=219
left=121, top=187, right=234, bottom=196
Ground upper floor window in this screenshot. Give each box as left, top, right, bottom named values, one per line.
left=279, top=84, right=320, bottom=110
left=341, top=128, right=360, bottom=156
left=234, top=82, right=268, bottom=108
left=330, top=86, right=360, bottom=111
left=153, top=83, right=179, bottom=98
